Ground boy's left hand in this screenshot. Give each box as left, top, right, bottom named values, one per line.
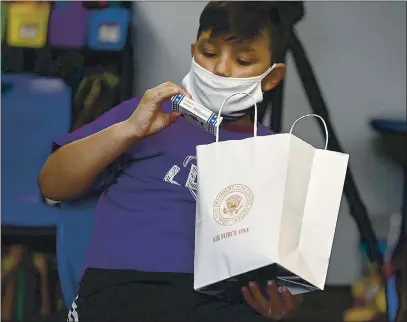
left=242, top=281, right=302, bottom=320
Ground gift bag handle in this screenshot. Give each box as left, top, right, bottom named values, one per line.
left=289, top=114, right=329, bottom=150
left=216, top=92, right=258, bottom=142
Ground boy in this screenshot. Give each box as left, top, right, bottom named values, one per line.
left=40, top=2, right=302, bottom=321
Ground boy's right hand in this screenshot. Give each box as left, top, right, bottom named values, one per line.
left=125, top=82, right=191, bottom=139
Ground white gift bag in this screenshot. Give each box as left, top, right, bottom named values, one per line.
left=194, top=93, right=349, bottom=298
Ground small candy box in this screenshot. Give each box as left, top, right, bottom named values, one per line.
left=171, top=94, right=223, bottom=136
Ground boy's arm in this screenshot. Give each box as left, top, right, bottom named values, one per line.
left=39, top=96, right=142, bottom=201
left=39, top=81, right=189, bottom=202
left=39, top=120, right=140, bottom=201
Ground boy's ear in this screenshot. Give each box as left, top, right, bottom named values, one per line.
left=261, top=63, right=286, bottom=92
left=191, top=43, right=196, bottom=57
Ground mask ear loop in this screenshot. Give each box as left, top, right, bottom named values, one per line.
left=215, top=92, right=258, bottom=143
left=289, top=114, right=329, bottom=150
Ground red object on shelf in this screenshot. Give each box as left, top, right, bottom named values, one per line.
left=82, top=1, right=109, bottom=9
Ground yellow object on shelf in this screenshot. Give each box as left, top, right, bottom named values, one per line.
left=343, top=267, right=388, bottom=322
left=343, top=305, right=378, bottom=322
left=6, top=2, right=50, bottom=48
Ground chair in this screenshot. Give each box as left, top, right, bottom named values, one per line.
left=1, top=73, right=71, bottom=319
left=1, top=73, right=70, bottom=227
left=57, top=197, right=97, bottom=307
left=1, top=73, right=97, bottom=309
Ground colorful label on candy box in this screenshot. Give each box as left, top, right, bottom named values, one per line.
left=171, top=94, right=222, bottom=136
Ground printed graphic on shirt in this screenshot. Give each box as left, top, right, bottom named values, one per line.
left=67, top=295, right=79, bottom=322
left=163, top=156, right=197, bottom=200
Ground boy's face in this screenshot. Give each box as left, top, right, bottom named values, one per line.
left=191, top=29, right=286, bottom=92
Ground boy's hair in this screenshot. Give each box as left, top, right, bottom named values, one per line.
left=197, top=1, right=288, bottom=63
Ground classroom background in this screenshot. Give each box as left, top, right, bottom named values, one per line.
left=1, top=2, right=406, bottom=322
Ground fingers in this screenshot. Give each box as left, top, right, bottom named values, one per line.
left=281, top=286, right=295, bottom=314
left=154, top=111, right=181, bottom=132
left=144, top=81, right=192, bottom=105
left=242, top=286, right=260, bottom=312
left=249, top=282, right=269, bottom=310
left=165, top=111, right=181, bottom=125
left=267, top=281, right=284, bottom=317
left=243, top=281, right=299, bottom=320
left=243, top=281, right=284, bottom=320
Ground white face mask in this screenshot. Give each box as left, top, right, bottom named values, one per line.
left=182, top=58, right=275, bottom=119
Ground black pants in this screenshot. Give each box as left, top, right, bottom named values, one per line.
left=49, top=268, right=268, bottom=322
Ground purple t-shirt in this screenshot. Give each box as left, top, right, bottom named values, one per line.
left=54, top=97, right=273, bottom=277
